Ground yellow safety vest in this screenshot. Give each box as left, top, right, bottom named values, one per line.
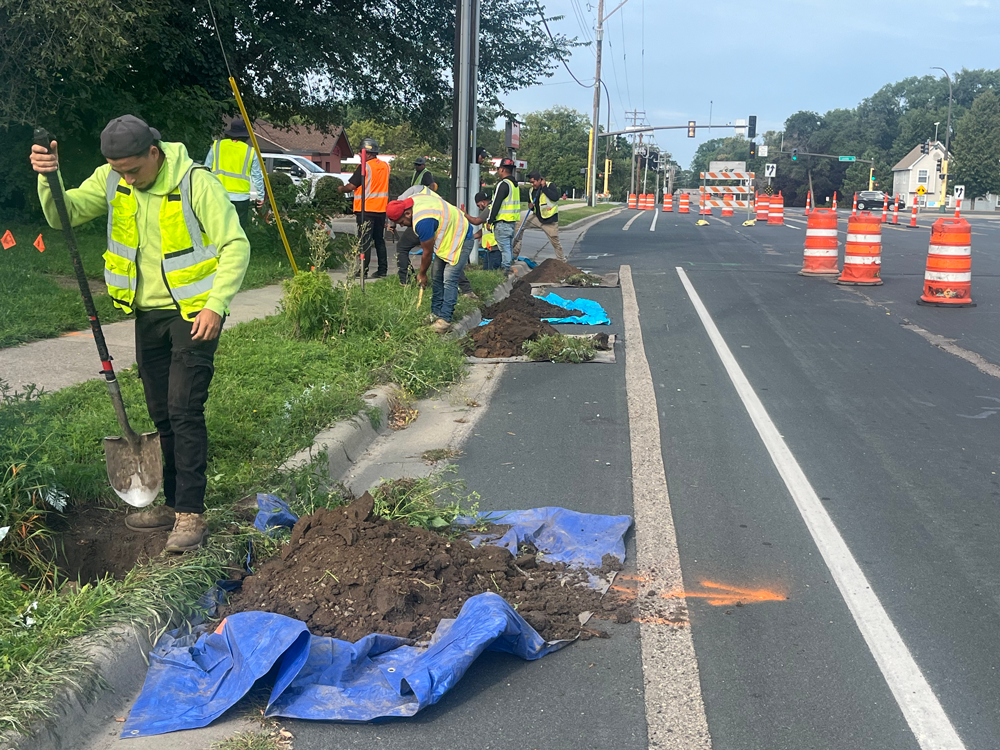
left=411, top=194, right=469, bottom=264
left=210, top=139, right=253, bottom=195
left=481, top=227, right=496, bottom=249
left=495, top=177, right=520, bottom=222
left=537, top=189, right=558, bottom=220
left=103, top=168, right=219, bottom=320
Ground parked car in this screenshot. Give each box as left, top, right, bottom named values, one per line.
left=856, top=191, right=906, bottom=211
left=260, top=153, right=340, bottom=199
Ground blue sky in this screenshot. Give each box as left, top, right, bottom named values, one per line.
left=499, top=0, right=997, bottom=168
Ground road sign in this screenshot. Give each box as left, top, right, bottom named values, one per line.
left=764, top=163, right=776, bottom=178
left=838, top=156, right=856, bottom=162
left=758, top=145, right=768, bottom=157
left=709, top=161, right=746, bottom=173
left=916, top=185, right=927, bottom=196
left=954, top=185, right=965, bottom=200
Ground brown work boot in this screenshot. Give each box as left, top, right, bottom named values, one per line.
left=124, top=504, right=175, bottom=532
left=432, top=318, right=452, bottom=334
left=164, top=513, right=209, bottom=553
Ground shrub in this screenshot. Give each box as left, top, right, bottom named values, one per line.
left=313, top=176, right=348, bottom=215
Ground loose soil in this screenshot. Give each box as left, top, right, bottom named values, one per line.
left=51, top=505, right=168, bottom=582
left=464, top=309, right=558, bottom=359
left=221, top=494, right=629, bottom=643
left=483, top=280, right=581, bottom=320
left=521, top=258, right=583, bottom=284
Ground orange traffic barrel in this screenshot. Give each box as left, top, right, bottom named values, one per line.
left=663, top=193, right=673, bottom=212
left=799, top=207, right=839, bottom=276
left=628, top=193, right=637, bottom=209
left=700, top=193, right=712, bottom=215
left=678, top=194, right=690, bottom=213
left=767, top=193, right=784, bottom=225
left=837, top=212, right=882, bottom=285
left=644, top=193, right=654, bottom=210
left=721, top=203, right=734, bottom=217
left=756, top=193, right=770, bottom=221
left=918, top=218, right=975, bottom=307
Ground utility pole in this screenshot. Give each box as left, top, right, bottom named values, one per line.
left=450, top=0, right=479, bottom=213
left=588, top=0, right=605, bottom=207
left=932, top=66, right=953, bottom=212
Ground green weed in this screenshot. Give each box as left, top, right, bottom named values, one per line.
left=523, top=334, right=596, bottom=363
left=371, top=468, right=480, bottom=532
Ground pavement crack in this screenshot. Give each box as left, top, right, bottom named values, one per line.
left=900, top=321, right=1000, bottom=380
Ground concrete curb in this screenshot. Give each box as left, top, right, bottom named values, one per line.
left=561, top=206, right=625, bottom=230
left=0, top=388, right=396, bottom=750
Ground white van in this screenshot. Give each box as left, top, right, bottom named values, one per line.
left=260, top=153, right=341, bottom=199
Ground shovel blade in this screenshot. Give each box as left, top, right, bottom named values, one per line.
left=104, top=432, right=163, bottom=508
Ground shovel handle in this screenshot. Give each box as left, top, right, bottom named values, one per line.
left=33, top=128, right=116, bottom=376
left=33, top=128, right=139, bottom=447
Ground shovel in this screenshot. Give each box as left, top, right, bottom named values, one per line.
left=33, top=128, right=163, bottom=508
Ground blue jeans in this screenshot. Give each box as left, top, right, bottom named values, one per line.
left=492, top=221, right=516, bottom=270
left=431, top=235, right=473, bottom=322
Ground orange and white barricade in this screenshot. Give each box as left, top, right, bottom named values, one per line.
left=721, top=204, right=734, bottom=216
left=679, top=193, right=690, bottom=213
left=799, top=207, right=839, bottom=276
left=699, top=192, right=712, bottom=215
left=837, top=212, right=882, bottom=285
left=628, top=194, right=637, bottom=209
left=663, top=193, right=673, bottom=212
left=918, top=218, right=975, bottom=307
left=756, top=193, right=770, bottom=221
left=767, top=193, right=784, bottom=225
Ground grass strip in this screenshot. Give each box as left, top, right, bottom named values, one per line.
left=558, top=203, right=618, bottom=227
left=0, top=269, right=503, bottom=732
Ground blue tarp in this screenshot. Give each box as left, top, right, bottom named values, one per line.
left=122, top=594, right=563, bottom=737
left=538, top=293, right=610, bottom=325
left=121, top=502, right=633, bottom=738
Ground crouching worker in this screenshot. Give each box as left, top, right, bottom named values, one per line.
left=30, top=115, right=250, bottom=553
left=465, top=192, right=501, bottom=270
left=386, top=193, right=472, bottom=333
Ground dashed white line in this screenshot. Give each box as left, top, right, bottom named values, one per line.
left=675, top=266, right=966, bottom=750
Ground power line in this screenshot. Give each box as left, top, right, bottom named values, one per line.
left=619, top=11, right=631, bottom=109
left=534, top=0, right=592, bottom=90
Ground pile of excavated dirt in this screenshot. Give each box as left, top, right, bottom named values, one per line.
left=222, top=494, right=628, bottom=643
left=521, top=258, right=583, bottom=284
left=465, top=309, right=558, bottom=359
left=483, top=280, right=581, bottom=320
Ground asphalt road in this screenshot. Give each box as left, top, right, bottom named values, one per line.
left=290, top=206, right=999, bottom=749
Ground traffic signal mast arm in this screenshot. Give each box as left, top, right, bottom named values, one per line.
left=783, top=149, right=874, bottom=165
left=596, top=123, right=740, bottom=139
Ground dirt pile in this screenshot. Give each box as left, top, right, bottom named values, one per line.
left=465, top=309, right=558, bottom=358
left=521, top=258, right=583, bottom=284
left=222, top=494, right=626, bottom=642
left=483, top=280, right=581, bottom=320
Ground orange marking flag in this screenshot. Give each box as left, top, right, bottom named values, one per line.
left=34, top=234, right=45, bottom=252
left=1, top=230, right=14, bottom=249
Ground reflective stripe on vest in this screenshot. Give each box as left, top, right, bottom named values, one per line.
left=353, top=158, right=390, bottom=213
left=495, top=178, right=520, bottom=222
left=411, top=194, right=468, bottom=264
left=211, top=140, right=253, bottom=194
left=538, top=190, right=558, bottom=220
left=104, top=168, right=219, bottom=320
left=411, top=169, right=429, bottom=187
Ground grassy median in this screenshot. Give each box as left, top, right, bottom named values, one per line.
left=558, top=203, right=618, bottom=226
left=0, top=266, right=503, bottom=734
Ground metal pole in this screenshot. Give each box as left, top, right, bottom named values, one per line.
left=467, top=0, right=480, bottom=262
left=588, top=0, right=605, bottom=207
left=932, top=67, right=952, bottom=213
left=453, top=0, right=473, bottom=211
left=643, top=151, right=648, bottom=195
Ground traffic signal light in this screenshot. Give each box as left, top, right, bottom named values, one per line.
left=936, top=159, right=943, bottom=174
left=921, top=141, right=930, bottom=154
left=687, top=121, right=696, bottom=138
left=749, top=143, right=757, bottom=159
left=747, top=115, right=757, bottom=139
left=791, top=148, right=798, bottom=161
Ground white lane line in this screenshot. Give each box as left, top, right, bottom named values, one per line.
left=674, top=266, right=966, bottom=750
left=620, top=265, right=712, bottom=750
left=650, top=208, right=659, bottom=232
left=623, top=212, right=644, bottom=231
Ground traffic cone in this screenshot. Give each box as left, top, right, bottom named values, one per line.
left=851, top=192, right=858, bottom=218
left=881, top=193, right=889, bottom=223
left=799, top=207, right=839, bottom=276
left=832, top=191, right=838, bottom=211
left=805, top=190, right=811, bottom=216
left=918, top=218, right=975, bottom=307
left=838, top=212, right=882, bottom=285
left=892, top=194, right=899, bottom=224
left=909, top=201, right=918, bottom=228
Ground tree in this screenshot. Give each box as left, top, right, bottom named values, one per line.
left=0, top=0, right=576, bottom=219
left=517, top=106, right=591, bottom=194
left=952, top=90, right=1000, bottom=198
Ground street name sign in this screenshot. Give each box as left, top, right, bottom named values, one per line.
left=838, top=156, right=856, bottom=162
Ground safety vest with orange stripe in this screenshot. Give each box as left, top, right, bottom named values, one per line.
left=353, top=157, right=390, bottom=213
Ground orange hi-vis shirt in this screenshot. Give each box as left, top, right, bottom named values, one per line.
left=353, top=158, right=390, bottom=213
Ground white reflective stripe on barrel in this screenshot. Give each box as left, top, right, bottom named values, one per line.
left=925, top=271, right=972, bottom=282
left=804, top=248, right=838, bottom=256
left=844, top=256, right=881, bottom=265
left=927, top=244, right=971, bottom=256
left=805, top=228, right=838, bottom=237
left=846, top=234, right=881, bottom=243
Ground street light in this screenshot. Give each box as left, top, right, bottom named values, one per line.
left=931, top=67, right=953, bottom=212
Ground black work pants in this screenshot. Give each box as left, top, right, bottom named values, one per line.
left=135, top=310, right=220, bottom=515
left=357, top=212, right=388, bottom=276
left=232, top=199, right=250, bottom=231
